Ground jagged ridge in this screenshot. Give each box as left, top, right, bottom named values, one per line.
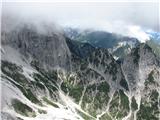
left=1, top=25, right=160, bottom=120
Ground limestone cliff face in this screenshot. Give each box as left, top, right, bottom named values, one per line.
left=121, top=44, right=160, bottom=120
left=1, top=23, right=160, bottom=120
left=122, top=44, right=160, bottom=92
left=2, top=23, right=71, bottom=71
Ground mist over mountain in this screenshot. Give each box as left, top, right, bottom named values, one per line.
left=1, top=12, right=160, bottom=120
left=1, top=2, right=160, bottom=120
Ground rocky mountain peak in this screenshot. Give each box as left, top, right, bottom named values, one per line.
left=1, top=25, right=160, bottom=120
left=2, top=23, right=71, bottom=71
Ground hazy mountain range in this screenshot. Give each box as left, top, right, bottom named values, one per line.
left=1, top=21, right=160, bottom=120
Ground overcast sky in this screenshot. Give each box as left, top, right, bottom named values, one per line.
left=2, top=1, right=159, bottom=41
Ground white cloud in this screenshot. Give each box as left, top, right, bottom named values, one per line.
left=2, top=2, right=159, bottom=31
left=2, top=1, right=159, bottom=42
left=64, top=20, right=151, bottom=42
left=128, top=25, right=150, bottom=42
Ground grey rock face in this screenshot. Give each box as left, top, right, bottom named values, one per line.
left=1, top=22, right=160, bottom=120
left=122, top=44, right=160, bottom=92
left=2, top=24, right=71, bottom=71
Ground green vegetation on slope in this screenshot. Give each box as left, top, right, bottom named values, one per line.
left=120, top=78, right=129, bottom=91
left=81, top=82, right=110, bottom=117
left=131, top=97, right=138, bottom=111
left=12, top=99, right=36, bottom=117
left=137, top=90, right=159, bottom=120
left=145, top=70, right=156, bottom=87
left=61, top=75, right=84, bottom=103
left=1, top=61, right=42, bottom=105
left=109, top=90, right=130, bottom=119
left=43, top=97, right=59, bottom=108
left=99, top=113, right=112, bottom=120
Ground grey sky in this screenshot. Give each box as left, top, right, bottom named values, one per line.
left=2, top=1, right=159, bottom=32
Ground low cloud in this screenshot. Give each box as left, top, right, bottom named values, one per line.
left=128, top=25, right=150, bottom=42
left=2, top=1, right=159, bottom=40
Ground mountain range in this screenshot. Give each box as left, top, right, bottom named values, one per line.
left=1, top=23, right=160, bottom=120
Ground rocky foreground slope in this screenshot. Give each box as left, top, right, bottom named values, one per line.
left=1, top=24, right=160, bottom=120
